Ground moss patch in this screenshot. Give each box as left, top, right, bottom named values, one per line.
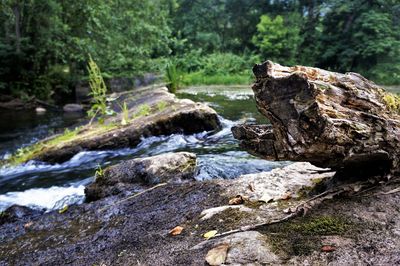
left=259, top=215, right=355, bottom=256
left=5, top=123, right=121, bottom=166
left=0, top=211, right=10, bottom=224
left=382, top=92, right=400, bottom=113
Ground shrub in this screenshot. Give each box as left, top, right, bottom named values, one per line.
left=87, top=55, right=113, bottom=124
left=165, top=62, right=181, bottom=93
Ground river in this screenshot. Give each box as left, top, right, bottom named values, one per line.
left=0, top=86, right=288, bottom=211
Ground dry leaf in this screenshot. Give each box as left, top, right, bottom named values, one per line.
left=205, top=243, right=229, bottom=266
left=280, top=192, right=292, bottom=200
left=169, top=226, right=184, bottom=236
left=229, top=195, right=244, bottom=205
left=24, top=221, right=33, bottom=229
left=203, top=230, right=218, bottom=239
left=321, top=245, right=336, bottom=252
left=58, top=205, right=68, bottom=214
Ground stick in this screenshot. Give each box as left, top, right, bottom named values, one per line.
left=99, top=182, right=167, bottom=212
left=210, top=189, right=342, bottom=240
left=213, top=213, right=296, bottom=238
left=378, top=187, right=400, bottom=195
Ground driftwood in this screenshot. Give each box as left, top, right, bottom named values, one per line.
left=233, top=61, right=400, bottom=176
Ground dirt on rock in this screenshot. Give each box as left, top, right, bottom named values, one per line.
left=1, top=165, right=400, bottom=265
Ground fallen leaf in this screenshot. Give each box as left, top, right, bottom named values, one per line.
left=58, top=205, right=68, bottom=214
left=280, top=192, right=292, bottom=200
left=24, top=221, right=33, bottom=229
left=169, top=226, right=184, bottom=236
left=203, top=230, right=218, bottom=239
left=321, top=245, right=336, bottom=252
left=229, top=195, right=244, bottom=205
left=205, top=243, right=229, bottom=266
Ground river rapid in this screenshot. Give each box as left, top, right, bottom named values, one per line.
left=0, top=86, right=288, bottom=211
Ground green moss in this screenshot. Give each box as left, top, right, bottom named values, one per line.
left=5, top=123, right=121, bottom=166
left=133, top=104, right=151, bottom=117
left=0, top=211, right=8, bottom=219
left=157, top=100, right=168, bottom=112
left=259, top=215, right=354, bottom=256
left=288, top=216, right=349, bottom=235
left=382, top=92, right=400, bottom=113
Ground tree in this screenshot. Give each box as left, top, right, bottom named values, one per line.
left=0, top=0, right=174, bottom=100
left=252, top=14, right=301, bottom=64
left=319, top=0, right=400, bottom=80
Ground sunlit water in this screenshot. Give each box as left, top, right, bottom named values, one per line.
left=0, top=86, right=288, bottom=211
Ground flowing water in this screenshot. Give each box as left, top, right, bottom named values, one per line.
left=0, top=86, right=288, bottom=211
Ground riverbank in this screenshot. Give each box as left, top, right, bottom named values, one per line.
left=1, top=78, right=400, bottom=265
left=1, top=159, right=400, bottom=265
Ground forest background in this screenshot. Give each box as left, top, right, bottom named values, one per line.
left=1, top=0, right=399, bottom=101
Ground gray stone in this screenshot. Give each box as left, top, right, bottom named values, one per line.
left=63, top=103, right=83, bottom=112
left=85, top=152, right=197, bottom=201
left=35, top=107, right=46, bottom=114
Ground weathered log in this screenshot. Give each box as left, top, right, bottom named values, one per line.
left=232, top=61, right=400, bottom=176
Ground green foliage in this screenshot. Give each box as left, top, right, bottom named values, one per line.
left=95, top=164, right=105, bottom=181
left=0, top=0, right=174, bottom=99
left=165, top=62, right=181, bottom=93
left=1, top=0, right=399, bottom=100
left=7, top=127, right=81, bottom=165
left=319, top=0, right=400, bottom=84
left=182, top=72, right=251, bottom=86
left=49, top=128, right=78, bottom=144
left=87, top=56, right=112, bottom=124
left=134, top=104, right=151, bottom=118
left=172, top=52, right=255, bottom=86
left=119, top=102, right=130, bottom=126
left=252, top=14, right=302, bottom=65
left=157, top=101, right=168, bottom=112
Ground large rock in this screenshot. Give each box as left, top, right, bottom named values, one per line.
left=8, top=86, right=221, bottom=164
left=233, top=61, right=400, bottom=176
left=85, top=152, right=197, bottom=201
left=199, top=162, right=335, bottom=224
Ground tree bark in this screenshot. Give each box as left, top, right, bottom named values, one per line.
left=232, top=61, right=400, bottom=176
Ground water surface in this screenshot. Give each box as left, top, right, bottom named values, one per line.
left=0, top=86, right=287, bottom=211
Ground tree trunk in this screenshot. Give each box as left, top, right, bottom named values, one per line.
left=12, top=3, right=21, bottom=54
left=232, top=61, right=400, bottom=177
